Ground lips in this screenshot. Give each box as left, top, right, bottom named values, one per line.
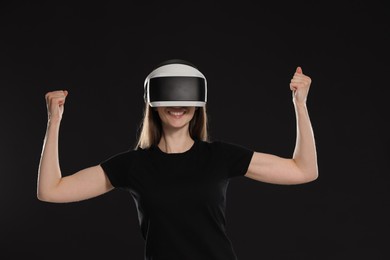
left=167, top=108, right=186, bottom=118
left=169, top=111, right=184, bottom=116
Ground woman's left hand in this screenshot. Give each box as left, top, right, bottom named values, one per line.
left=290, top=66, right=312, bottom=105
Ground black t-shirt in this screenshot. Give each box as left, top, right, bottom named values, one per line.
left=100, top=139, right=254, bottom=260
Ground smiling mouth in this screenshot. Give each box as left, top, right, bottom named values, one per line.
left=167, top=108, right=187, bottom=118
left=168, top=111, right=185, bottom=116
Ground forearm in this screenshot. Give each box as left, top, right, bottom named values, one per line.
left=292, top=102, right=318, bottom=181
left=37, top=119, right=62, bottom=199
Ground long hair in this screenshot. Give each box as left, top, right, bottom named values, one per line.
left=135, top=104, right=209, bottom=150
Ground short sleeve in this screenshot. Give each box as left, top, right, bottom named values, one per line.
left=215, top=141, right=254, bottom=178
left=100, top=150, right=133, bottom=188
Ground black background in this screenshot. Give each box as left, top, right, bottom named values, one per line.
left=1, top=1, right=389, bottom=259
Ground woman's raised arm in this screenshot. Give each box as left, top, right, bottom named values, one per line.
left=245, top=67, right=318, bottom=185
left=37, top=90, right=114, bottom=203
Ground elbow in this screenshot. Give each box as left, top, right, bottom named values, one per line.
left=302, top=168, right=319, bottom=183
left=36, top=191, right=51, bottom=202
left=313, top=169, right=319, bottom=181
left=37, top=185, right=49, bottom=202
left=291, top=158, right=319, bottom=184
left=291, top=160, right=319, bottom=184
left=37, top=190, right=58, bottom=203
left=36, top=178, right=63, bottom=203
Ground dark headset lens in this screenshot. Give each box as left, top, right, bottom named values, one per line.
left=149, top=77, right=206, bottom=102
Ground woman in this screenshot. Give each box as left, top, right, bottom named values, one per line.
left=37, top=59, right=318, bottom=260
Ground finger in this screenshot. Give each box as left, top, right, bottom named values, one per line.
left=289, top=83, right=297, bottom=91
left=47, top=90, right=67, bottom=96
left=292, top=74, right=306, bottom=82
left=49, top=96, right=66, bottom=106
left=45, top=90, right=68, bottom=99
left=290, top=79, right=302, bottom=83
left=296, top=66, right=303, bottom=74
left=290, top=82, right=305, bottom=89
left=290, top=78, right=307, bottom=85
left=46, top=91, right=68, bottom=103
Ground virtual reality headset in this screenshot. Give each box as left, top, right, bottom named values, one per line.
left=144, top=59, right=207, bottom=107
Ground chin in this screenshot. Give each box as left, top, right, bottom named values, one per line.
left=167, top=122, right=189, bottom=129
left=162, top=118, right=191, bottom=129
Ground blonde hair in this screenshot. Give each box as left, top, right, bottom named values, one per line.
left=135, top=104, right=209, bottom=150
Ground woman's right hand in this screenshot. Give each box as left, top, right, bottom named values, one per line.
left=39, top=90, right=114, bottom=203
left=45, top=90, right=68, bottom=122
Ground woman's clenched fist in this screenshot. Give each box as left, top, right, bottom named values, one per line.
left=290, top=67, right=312, bottom=105
left=45, top=90, right=68, bottom=122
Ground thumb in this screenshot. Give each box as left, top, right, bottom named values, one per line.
left=64, top=90, right=69, bottom=97
left=296, top=66, right=303, bottom=74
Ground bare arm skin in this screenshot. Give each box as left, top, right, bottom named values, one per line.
left=37, top=90, right=114, bottom=203
left=245, top=67, right=318, bottom=184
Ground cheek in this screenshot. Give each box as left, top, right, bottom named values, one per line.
left=186, top=110, right=195, bottom=119
left=156, top=111, right=167, bottom=122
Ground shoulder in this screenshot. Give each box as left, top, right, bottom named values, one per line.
left=196, top=139, right=222, bottom=150
left=102, top=146, right=150, bottom=163
left=197, top=139, right=252, bottom=154
left=205, top=139, right=249, bottom=149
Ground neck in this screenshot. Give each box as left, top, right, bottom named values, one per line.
left=158, top=127, right=194, bottom=153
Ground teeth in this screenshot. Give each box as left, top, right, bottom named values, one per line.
left=169, top=111, right=184, bottom=116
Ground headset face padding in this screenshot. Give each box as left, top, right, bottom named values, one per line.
left=144, top=60, right=207, bottom=107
